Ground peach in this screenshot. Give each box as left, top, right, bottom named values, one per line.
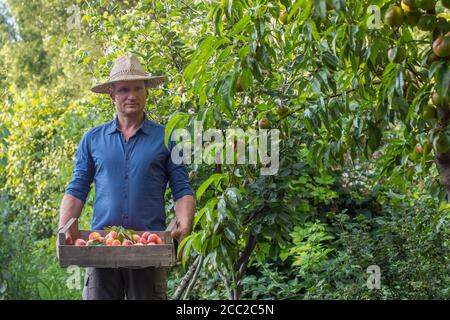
left=134, top=242, right=144, bottom=246
left=147, top=234, right=162, bottom=244
left=141, top=232, right=151, bottom=240
left=147, top=242, right=156, bottom=246
left=107, top=230, right=117, bottom=239
left=122, top=240, right=133, bottom=246
left=139, top=237, right=148, bottom=245
left=75, top=239, right=86, bottom=246
left=89, top=232, right=101, bottom=241
left=105, top=238, right=114, bottom=246
left=132, top=234, right=141, bottom=243
left=111, top=239, right=121, bottom=246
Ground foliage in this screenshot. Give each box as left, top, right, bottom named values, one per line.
left=0, top=0, right=449, bottom=300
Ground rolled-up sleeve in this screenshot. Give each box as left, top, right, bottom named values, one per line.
left=165, top=137, right=194, bottom=202
left=65, top=130, right=95, bottom=203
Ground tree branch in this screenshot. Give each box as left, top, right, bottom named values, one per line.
left=172, top=255, right=201, bottom=300
left=217, top=268, right=233, bottom=300
left=179, top=0, right=199, bottom=14
left=275, top=80, right=383, bottom=123
left=182, top=255, right=204, bottom=300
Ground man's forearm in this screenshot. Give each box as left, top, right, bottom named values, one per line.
left=174, top=195, right=196, bottom=232
left=58, top=194, right=84, bottom=230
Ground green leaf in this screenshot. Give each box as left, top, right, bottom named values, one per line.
left=178, top=233, right=194, bottom=268
left=368, top=122, right=382, bottom=151
left=196, top=173, right=224, bottom=200
left=164, top=112, right=190, bottom=149
left=193, top=198, right=218, bottom=229
left=230, top=15, right=251, bottom=36
left=314, top=0, right=327, bottom=20
left=298, top=0, right=313, bottom=25
left=287, top=0, right=304, bottom=21
left=191, top=233, right=203, bottom=253
left=221, top=75, right=234, bottom=117
left=224, top=228, right=236, bottom=243
left=436, top=62, right=450, bottom=99
left=239, top=68, right=253, bottom=90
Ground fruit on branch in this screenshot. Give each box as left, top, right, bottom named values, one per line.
left=258, top=117, right=270, bottom=129
left=416, top=143, right=423, bottom=154
left=279, top=10, right=288, bottom=25
left=401, top=0, right=418, bottom=12
left=432, top=92, right=449, bottom=107
left=384, top=6, right=404, bottom=28
left=422, top=104, right=437, bottom=121
left=276, top=106, right=290, bottom=116
left=432, top=32, right=450, bottom=57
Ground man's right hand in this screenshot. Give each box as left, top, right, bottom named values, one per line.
left=57, top=194, right=84, bottom=251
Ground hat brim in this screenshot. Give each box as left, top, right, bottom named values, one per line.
left=91, top=75, right=165, bottom=94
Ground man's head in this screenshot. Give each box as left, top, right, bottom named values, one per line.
left=109, top=80, right=148, bottom=117
left=90, top=54, right=165, bottom=96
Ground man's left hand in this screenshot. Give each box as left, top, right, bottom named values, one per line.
left=171, top=221, right=192, bottom=261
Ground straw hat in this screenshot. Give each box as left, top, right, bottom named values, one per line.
left=91, top=54, right=165, bottom=94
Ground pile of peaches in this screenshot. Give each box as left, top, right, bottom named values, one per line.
left=73, top=229, right=163, bottom=246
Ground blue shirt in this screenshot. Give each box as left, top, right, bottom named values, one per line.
left=65, top=114, right=194, bottom=231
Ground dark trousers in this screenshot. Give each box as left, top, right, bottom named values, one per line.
left=82, top=267, right=167, bottom=300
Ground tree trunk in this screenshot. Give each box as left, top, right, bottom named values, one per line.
left=435, top=106, right=450, bottom=199
left=172, top=256, right=201, bottom=300
left=435, top=150, right=450, bottom=199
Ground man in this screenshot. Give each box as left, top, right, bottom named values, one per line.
left=58, top=54, right=196, bottom=300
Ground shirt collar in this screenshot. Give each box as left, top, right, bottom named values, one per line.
left=107, top=112, right=151, bottom=135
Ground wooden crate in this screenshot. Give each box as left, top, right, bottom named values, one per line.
left=57, top=218, right=178, bottom=268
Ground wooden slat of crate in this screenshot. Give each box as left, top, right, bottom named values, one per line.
left=58, top=243, right=174, bottom=268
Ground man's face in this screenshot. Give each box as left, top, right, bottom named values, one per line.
left=110, top=80, right=148, bottom=117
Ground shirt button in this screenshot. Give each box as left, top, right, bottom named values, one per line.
left=125, top=175, right=128, bottom=180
